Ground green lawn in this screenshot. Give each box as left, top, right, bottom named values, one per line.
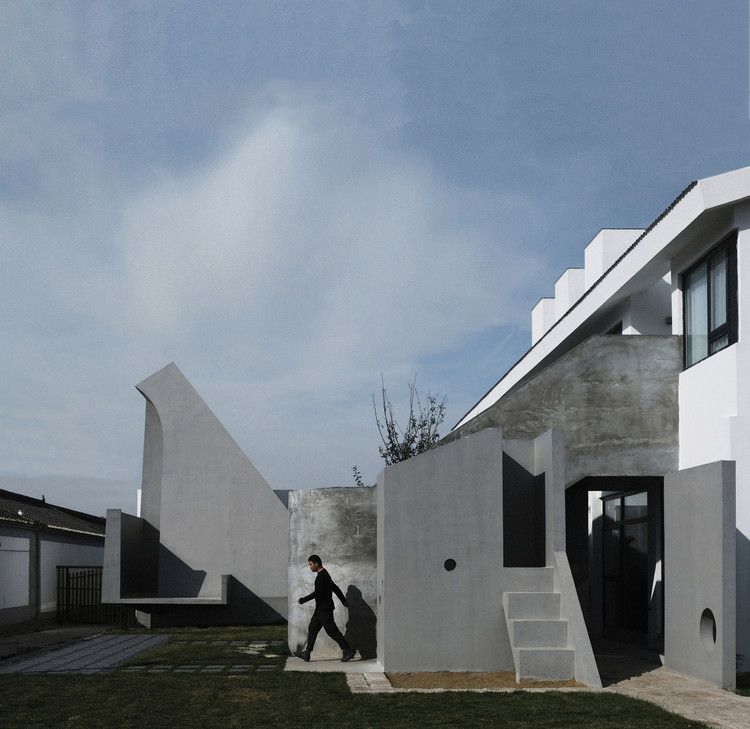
left=0, top=626, right=710, bottom=729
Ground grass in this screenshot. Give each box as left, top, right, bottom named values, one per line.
left=0, top=626, right=711, bottom=729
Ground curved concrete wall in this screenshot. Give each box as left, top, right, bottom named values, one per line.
left=105, top=362, right=288, bottom=624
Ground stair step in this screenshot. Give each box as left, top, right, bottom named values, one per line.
left=511, top=619, right=567, bottom=648
left=505, top=592, right=560, bottom=619
left=517, top=647, right=575, bottom=681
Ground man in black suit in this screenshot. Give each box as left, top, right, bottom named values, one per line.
left=295, top=554, right=356, bottom=662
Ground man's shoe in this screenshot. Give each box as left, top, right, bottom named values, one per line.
left=294, top=650, right=310, bottom=662
left=341, top=648, right=356, bottom=662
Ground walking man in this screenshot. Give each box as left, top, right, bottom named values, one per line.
left=295, top=554, right=356, bottom=662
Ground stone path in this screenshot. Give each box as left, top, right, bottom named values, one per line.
left=608, top=667, right=750, bottom=729
left=0, top=636, right=286, bottom=675
left=0, top=635, right=170, bottom=674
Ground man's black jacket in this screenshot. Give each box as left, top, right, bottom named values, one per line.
left=300, top=568, right=348, bottom=612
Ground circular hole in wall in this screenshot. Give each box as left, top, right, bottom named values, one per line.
left=700, top=608, right=717, bottom=651
left=444, top=559, right=457, bottom=571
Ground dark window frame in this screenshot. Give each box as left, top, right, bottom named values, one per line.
left=682, top=230, right=738, bottom=369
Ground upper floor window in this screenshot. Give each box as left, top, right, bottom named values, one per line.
left=682, top=231, right=737, bottom=368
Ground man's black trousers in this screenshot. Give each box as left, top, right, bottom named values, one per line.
left=306, top=609, right=350, bottom=652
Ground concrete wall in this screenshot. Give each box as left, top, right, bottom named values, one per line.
left=288, top=487, right=376, bottom=659
left=103, top=362, right=289, bottom=625
left=664, top=461, right=736, bottom=688
left=103, top=510, right=158, bottom=601
left=377, top=428, right=511, bottom=672
left=448, top=335, right=681, bottom=486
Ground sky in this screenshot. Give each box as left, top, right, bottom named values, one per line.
left=1, top=1, right=749, bottom=516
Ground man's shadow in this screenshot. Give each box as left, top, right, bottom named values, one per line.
left=344, top=585, right=377, bottom=659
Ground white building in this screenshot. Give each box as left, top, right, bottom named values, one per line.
left=449, top=165, right=750, bottom=688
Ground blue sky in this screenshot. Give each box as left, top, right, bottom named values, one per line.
left=1, top=2, right=748, bottom=515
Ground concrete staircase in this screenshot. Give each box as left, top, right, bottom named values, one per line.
left=503, top=570, right=575, bottom=682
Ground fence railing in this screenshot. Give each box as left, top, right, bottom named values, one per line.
left=56, top=566, right=137, bottom=626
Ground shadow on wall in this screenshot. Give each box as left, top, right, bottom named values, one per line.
left=147, top=577, right=286, bottom=628
left=344, top=585, right=377, bottom=659
left=738, top=529, right=750, bottom=678
left=157, top=545, right=207, bottom=597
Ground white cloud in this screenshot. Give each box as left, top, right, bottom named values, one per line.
left=118, top=91, right=546, bottom=388
left=0, top=70, right=549, bottom=498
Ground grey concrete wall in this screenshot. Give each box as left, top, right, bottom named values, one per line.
left=377, top=428, right=513, bottom=672
left=288, top=487, right=376, bottom=659
left=104, top=362, right=289, bottom=625
left=448, top=335, right=681, bottom=485
left=103, top=510, right=158, bottom=602
left=664, top=461, right=736, bottom=688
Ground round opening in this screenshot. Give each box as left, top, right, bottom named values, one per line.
left=444, top=559, right=456, bottom=571
left=700, top=608, right=717, bottom=651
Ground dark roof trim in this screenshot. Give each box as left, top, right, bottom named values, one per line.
left=0, top=488, right=105, bottom=537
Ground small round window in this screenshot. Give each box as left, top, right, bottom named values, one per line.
left=444, top=559, right=457, bottom=571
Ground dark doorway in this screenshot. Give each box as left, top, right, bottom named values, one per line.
left=565, top=476, right=663, bottom=651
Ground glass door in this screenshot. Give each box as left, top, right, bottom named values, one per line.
left=602, top=491, right=649, bottom=634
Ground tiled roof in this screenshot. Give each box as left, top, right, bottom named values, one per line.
left=0, top=489, right=105, bottom=537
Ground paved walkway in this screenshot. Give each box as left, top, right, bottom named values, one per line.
left=0, top=634, right=170, bottom=674
left=608, top=667, right=750, bottom=729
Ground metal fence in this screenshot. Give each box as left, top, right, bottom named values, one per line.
left=56, top=566, right=137, bottom=626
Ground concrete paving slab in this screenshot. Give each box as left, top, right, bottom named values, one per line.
left=0, top=624, right=109, bottom=660
left=284, top=656, right=381, bottom=673
left=607, top=667, right=750, bottom=729
left=0, top=634, right=170, bottom=674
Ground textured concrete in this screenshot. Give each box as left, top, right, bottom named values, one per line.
left=664, top=461, right=736, bottom=688
left=288, top=487, right=376, bottom=659
left=447, top=335, right=682, bottom=486
left=103, top=362, right=288, bottom=625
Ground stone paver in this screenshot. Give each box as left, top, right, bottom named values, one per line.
left=0, top=635, right=170, bottom=674
left=608, top=667, right=750, bottom=729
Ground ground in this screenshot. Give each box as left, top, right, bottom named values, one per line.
left=387, top=671, right=584, bottom=689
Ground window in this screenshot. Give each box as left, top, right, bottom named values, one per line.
left=683, top=231, right=737, bottom=368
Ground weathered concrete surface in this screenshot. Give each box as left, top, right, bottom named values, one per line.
left=103, top=363, right=288, bottom=626
left=288, top=487, right=376, bottom=660
left=664, top=461, right=736, bottom=689
left=448, top=335, right=682, bottom=485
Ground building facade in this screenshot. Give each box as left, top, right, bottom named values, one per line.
left=449, top=166, right=750, bottom=688
left=0, top=490, right=105, bottom=626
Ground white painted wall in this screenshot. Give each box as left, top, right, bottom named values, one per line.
left=39, top=536, right=103, bottom=614
left=679, top=346, right=738, bottom=471
left=0, top=533, right=30, bottom=610
left=623, top=273, right=672, bottom=335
